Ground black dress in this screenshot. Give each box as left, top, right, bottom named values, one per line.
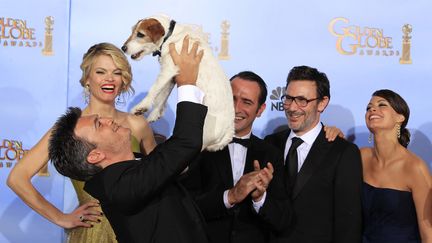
left=362, top=182, right=421, bottom=243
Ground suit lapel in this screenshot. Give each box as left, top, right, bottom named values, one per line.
left=292, top=128, right=332, bottom=199
left=276, top=131, right=290, bottom=152
left=214, top=147, right=235, bottom=187
left=278, top=131, right=292, bottom=191
left=85, top=160, right=138, bottom=203
left=244, top=135, right=260, bottom=174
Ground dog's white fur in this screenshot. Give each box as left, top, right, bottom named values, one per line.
left=123, top=15, right=234, bottom=151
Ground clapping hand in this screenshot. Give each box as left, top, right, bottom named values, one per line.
left=251, top=160, right=274, bottom=202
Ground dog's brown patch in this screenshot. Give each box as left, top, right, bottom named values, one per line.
left=138, top=18, right=165, bottom=43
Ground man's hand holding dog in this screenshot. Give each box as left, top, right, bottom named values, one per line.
left=169, top=36, right=204, bottom=86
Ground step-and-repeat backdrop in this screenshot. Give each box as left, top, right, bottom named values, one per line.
left=1, top=0, right=431, bottom=242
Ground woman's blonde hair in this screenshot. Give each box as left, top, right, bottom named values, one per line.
left=80, top=43, right=134, bottom=97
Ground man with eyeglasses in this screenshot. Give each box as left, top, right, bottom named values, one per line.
left=265, top=65, right=362, bottom=243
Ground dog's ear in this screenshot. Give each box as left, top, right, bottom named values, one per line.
left=145, top=19, right=165, bottom=43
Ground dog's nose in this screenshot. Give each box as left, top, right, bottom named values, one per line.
left=121, top=45, right=127, bottom=52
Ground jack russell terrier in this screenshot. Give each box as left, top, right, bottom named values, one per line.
left=122, top=15, right=234, bottom=151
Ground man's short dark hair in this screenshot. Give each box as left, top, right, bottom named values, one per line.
left=286, top=65, right=330, bottom=100
left=230, top=71, right=268, bottom=106
left=49, top=107, right=102, bottom=181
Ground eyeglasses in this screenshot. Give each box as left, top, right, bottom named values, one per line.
left=281, top=95, right=320, bottom=107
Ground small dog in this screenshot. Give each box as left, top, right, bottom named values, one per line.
left=122, top=15, right=234, bottom=151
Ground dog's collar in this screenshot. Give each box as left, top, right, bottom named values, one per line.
left=152, top=20, right=176, bottom=57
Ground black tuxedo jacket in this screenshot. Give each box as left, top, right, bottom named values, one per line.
left=182, top=135, right=292, bottom=243
left=265, top=127, right=362, bottom=243
left=84, top=102, right=209, bottom=243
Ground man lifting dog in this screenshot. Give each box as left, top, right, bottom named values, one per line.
left=48, top=37, right=210, bottom=243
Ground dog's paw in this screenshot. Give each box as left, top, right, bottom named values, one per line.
left=131, top=105, right=149, bottom=116
left=146, top=110, right=161, bottom=122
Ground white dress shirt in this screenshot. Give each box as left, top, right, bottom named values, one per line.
left=177, top=85, right=204, bottom=104
left=228, top=134, right=250, bottom=186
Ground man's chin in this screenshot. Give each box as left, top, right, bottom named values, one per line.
left=288, top=123, right=303, bottom=133
left=234, top=123, right=243, bottom=133
left=288, top=122, right=300, bottom=130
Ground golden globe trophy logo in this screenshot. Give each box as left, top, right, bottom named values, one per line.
left=198, top=20, right=231, bottom=60
left=218, top=20, right=230, bottom=60
left=399, top=24, right=412, bottom=64
left=0, top=16, right=54, bottom=56
left=0, top=138, right=49, bottom=176
left=42, top=16, right=54, bottom=56
left=328, top=17, right=413, bottom=64
left=270, top=86, right=285, bottom=111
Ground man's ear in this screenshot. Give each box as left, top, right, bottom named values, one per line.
left=256, top=103, right=266, bottom=118
left=318, top=96, right=330, bottom=113
left=87, top=149, right=105, bottom=164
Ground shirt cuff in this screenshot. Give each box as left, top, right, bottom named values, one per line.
left=223, top=190, right=235, bottom=209
left=252, top=191, right=267, bottom=213
left=178, top=85, right=204, bottom=104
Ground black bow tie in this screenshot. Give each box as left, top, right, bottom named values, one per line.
left=230, top=137, right=251, bottom=148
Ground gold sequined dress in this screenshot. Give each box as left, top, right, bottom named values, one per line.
left=66, top=136, right=141, bottom=243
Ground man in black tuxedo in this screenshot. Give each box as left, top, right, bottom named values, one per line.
left=265, top=66, right=362, bottom=243
left=182, top=71, right=292, bottom=243
left=48, top=39, right=209, bottom=243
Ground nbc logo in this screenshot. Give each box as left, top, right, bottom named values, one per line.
left=270, top=86, right=285, bottom=111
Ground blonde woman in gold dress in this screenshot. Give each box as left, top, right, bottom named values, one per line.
left=7, top=43, right=156, bottom=242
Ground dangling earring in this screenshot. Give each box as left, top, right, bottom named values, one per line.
left=116, top=82, right=127, bottom=106
left=396, top=123, right=401, bottom=139
left=368, top=133, right=373, bottom=144
left=115, top=91, right=125, bottom=106
left=83, top=84, right=90, bottom=104
left=116, top=95, right=123, bottom=106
